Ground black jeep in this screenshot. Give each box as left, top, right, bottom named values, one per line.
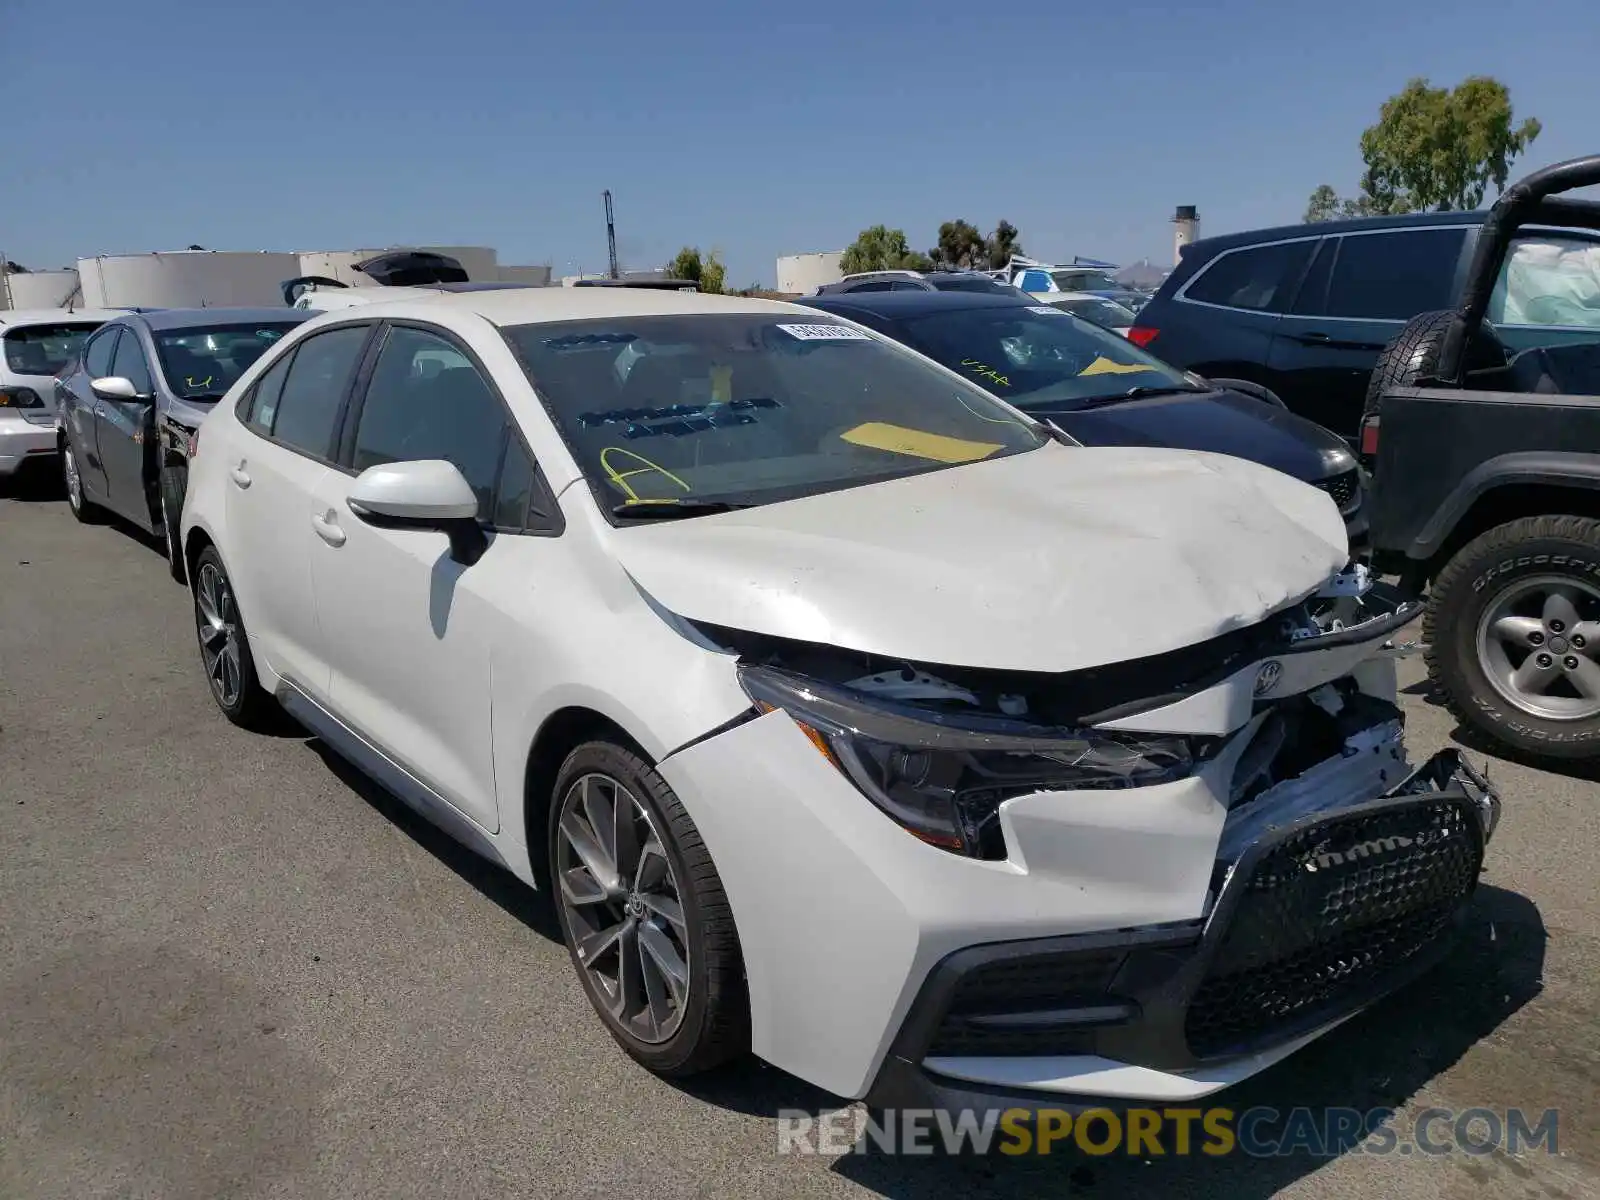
left=1364, top=154, right=1600, bottom=760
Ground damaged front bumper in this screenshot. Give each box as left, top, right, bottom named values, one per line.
left=866, top=748, right=1500, bottom=1113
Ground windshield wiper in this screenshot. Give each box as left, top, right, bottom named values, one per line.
left=1118, top=385, right=1212, bottom=399
left=611, top=499, right=752, bottom=520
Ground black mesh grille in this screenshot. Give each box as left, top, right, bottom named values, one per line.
left=1185, top=798, right=1481, bottom=1059
left=927, top=950, right=1124, bottom=1057
left=1313, top=469, right=1360, bottom=513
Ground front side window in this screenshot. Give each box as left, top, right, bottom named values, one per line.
left=154, top=322, right=301, bottom=403
left=111, top=331, right=154, bottom=395
left=266, top=325, right=369, bottom=457
left=1490, top=235, right=1600, bottom=329
left=505, top=314, right=1044, bottom=516
left=3, top=322, right=103, bottom=377
left=903, top=305, right=1193, bottom=408
left=83, top=328, right=120, bottom=379
left=1185, top=241, right=1315, bottom=312
left=352, top=326, right=516, bottom=523
left=1322, top=228, right=1466, bottom=320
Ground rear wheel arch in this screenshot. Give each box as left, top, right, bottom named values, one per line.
left=1424, top=478, right=1600, bottom=582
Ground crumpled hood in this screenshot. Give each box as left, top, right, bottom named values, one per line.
left=609, top=443, right=1350, bottom=673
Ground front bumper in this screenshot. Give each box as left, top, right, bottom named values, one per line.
left=865, top=751, right=1498, bottom=1112
left=0, top=418, right=58, bottom=476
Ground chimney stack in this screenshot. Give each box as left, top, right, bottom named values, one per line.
left=1172, top=205, right=1200, bottom=265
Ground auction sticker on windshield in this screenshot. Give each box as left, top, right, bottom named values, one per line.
left=776, top=324, right=872, bottom=341
left=1026, top=306, right=1068, bottom=316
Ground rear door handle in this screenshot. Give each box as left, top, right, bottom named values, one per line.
left=229, top=462, right=252, bottom=488
left=311, top=510, right=346, bottom=547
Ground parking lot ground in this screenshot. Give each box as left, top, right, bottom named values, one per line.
left=2, top=466, right=1598, bottom=1200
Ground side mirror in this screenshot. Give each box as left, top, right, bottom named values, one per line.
left=346, top=459, right=488, bottom=565
left=91, top=376, right=149, bottom=402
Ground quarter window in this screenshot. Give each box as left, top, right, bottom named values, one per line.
left=1321, top=228, right=1466, bottom=320
left=1185, top=241, right=1314, bottom=312
left=267, top=326, right=369, bottom=458
left=243, top=349, right=296, bottom=433
left=83, top=328, right=119, bottom=379
left=352, top=326, right=517, bottom=524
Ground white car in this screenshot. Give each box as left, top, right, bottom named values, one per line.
left=0, top=308, right=125, bottom=476
left=180, top=287, right=1499, bottom=1109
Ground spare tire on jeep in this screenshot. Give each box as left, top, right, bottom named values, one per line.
left=1362, top=310, right=1508, bottom=425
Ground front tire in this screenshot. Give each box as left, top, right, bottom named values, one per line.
left=549, top=740, right=748, bottom=1076
left=191, top=545, right=275, bottom=728
left=159, top=465, right=188, bottom=585
left=1426, top=515, right=1600, bottom=760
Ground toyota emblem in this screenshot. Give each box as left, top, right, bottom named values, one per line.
left=1254, top=660, right=1283, bottom=696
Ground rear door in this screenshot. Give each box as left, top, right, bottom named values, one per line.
left=225, top=323, right=374, bottom=701
left=1171, top=235, right=1318, bottom=391
left=1268, top=225, right=1470, bottom=436
left=94, top=327, right=159, bottom=524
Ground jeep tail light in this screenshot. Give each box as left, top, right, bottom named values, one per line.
left=1127, top=326, right=1158, bottom=348
left=1359, top=415, right=1380, bottom=458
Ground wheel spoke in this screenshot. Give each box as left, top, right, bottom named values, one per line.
left=575, top=919, right=627, bottom=967
left=560, top=805, right=620, bottom=895
left=559, top=865, right=611, bottom=907
left=635, top=837, right=669, bottom=891
left=580, top=778, right=620, bottom=882
left=1491, top=615, right=1543, bottom=648
left=638, top=920, right=689, bottom=1006
left=1574, top=621, right=1600, bottom=648
left=1511, top=655, right=1560, bottom=696
left=1567, top=655, right=1600, bottom=700
left=612, top=792, right=642, bottom=880
left=639, top=890, right=685, bottom=934
left=637, top=928, right=673, bottom=1037
left=1542, top=589, right=1582, bottom=632
left=613, top=921, right=644, bottom=1023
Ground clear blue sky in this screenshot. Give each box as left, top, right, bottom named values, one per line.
left=6, top=0, right=1597, bottom=286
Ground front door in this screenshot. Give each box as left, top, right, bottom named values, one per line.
left=66, top=326, right=121, bottom=503
left=94, top=327, right=159, bottom=527
left=225, top=324, right=373, bottom=702
left=308, top=323, right=529, bottom=833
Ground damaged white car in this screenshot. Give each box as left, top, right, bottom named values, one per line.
left=180, top=287, right=1501, bottom=1110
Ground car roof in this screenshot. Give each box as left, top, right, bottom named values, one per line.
left=299, top=287, right=814, bottom=329
left=120, top=307, right=311, bottom=331
left=804, top=290, right=1034, bottom=316
left=1184, top=209, right=1487, bottom=259
left=0, top=308, right=128, bottom=327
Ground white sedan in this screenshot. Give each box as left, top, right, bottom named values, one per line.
left=180, top=287, right=1498, bottom=1109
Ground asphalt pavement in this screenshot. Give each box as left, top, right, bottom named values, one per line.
left=2, top=465, right=1596, bottom=1200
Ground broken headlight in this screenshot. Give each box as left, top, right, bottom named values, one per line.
left=738, top=664, right=1196, bottom=859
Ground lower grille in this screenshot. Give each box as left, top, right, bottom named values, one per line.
left=1184, top=797, right=1481, bottom=1059
left=1314, top=469, right=1361, bottom=513
left=926, top=949, right=1124, bottom=1057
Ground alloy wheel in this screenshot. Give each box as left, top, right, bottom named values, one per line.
left=1476, top=575, right=1600, bottom=720
left=195, top=561, right=244, bottom=708
left=63, top=445, right=81, bottom=511
left=554, top=773, right=691, bottom=1044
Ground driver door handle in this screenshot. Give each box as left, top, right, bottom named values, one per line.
left=311, top=510, right=346, bottom=547
left=229, top=461, right=252, bottom=488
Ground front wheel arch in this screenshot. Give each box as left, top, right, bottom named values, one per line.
left=523, top=707, right=651, bottom=889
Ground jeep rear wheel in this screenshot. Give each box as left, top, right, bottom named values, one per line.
left=1363, top=310, right=1507, bottom=426
left=1427, top=515, right=1600, bottom=760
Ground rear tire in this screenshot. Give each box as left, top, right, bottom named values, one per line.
left=61, top=438, right=103, bottom=524
left=549, top=740, right=748, bottom=1077
left=1363, top=310, right=1507, bottom=426
left=191, top=545, right=276, bottom=728
left=159, top=465, right=188, bottom=585
left=1426, top=515, right=1600, bottom=761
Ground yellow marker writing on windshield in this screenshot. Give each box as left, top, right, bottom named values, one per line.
left=1077, top=357, right=1150, bottom=378
left=600, top=446, right=692, bottom=503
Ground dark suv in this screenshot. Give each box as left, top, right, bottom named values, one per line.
left=1132, top=212, right=1600, bottom=438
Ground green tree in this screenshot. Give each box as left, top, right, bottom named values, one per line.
left=985, top=220, right=1022, bottom=269
left=839, top=225, right=933, bottom=274
left=699, top=251, right=726, bottom=296
left=928, top=220, right=987, bottom=270
left=669, top=246, right=704, bottom=285
left=1303, top=184, right=1341, bottom=224
left=1306, top=76, right=1540, bottom=220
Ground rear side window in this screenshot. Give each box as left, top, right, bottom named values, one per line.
left=1185, top=241, right=1314, bottom=312
left=83, top=328, right=120, bottom=379
left=1321, top=228, right=1466, bottom=320
left=265, top=326, right=369, bottom=458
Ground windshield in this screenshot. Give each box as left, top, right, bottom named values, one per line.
left=155, top=322, right=300, bottom=401
left=901, top=304, right=1192, bottom=408
left=1052, top=297, right=1137, bottom=329
left=3, top=322, right=102, bottom=376
left=505, top=314, right=1045, bottom=514
left=1050, top=270, right=1119, bottom=292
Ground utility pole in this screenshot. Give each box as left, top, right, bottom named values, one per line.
left=603, top=190, right=620, bottom=279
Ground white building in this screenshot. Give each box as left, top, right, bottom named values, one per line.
left=1, top=268, right=80, bottom=310
left=777, top=251, right=843, bottom=295
left=77, top=250, right=302, bottom=308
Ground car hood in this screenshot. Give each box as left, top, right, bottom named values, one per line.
left=607, top=443, right=1349, bottom=673
left=1035, top=389, right=1352, bottom=484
